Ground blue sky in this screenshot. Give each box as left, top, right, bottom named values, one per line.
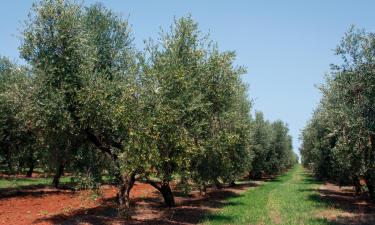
left=1, top=1, right=375, bottom=155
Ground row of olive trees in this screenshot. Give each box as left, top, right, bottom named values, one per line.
left=300, top=27, right=375, bottom=199
left=250, top=111, right=297, bottom=179
left=0, top=0, right=297, bottom=218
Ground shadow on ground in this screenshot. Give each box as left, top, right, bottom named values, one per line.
left=0, top=181, right=77, bottom=199
left=303, top=173, right=375, bottom=225
left=33, top=182, right=257, bottom=225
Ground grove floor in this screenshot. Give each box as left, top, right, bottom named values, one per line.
left=204, top=165, right=375, bottom=225
left=0, top=166, right=374, bottom=225
left=0, top=179, right=255, bottom=225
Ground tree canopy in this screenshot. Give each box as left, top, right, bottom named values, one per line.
left=300, top=27, right=375, bottom=198
left=0, top=0, right=297, bottom=218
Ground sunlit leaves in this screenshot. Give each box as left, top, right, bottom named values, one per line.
left=301, top=27, right=375, bottom=196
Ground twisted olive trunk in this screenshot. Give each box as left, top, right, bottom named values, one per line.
left=200, top=182, right=207, bottom=196
left=160, top=182, right=175, bottom=207
left=118, top=172, right=136, bottom=219
left=4, top=142, right=13, bottom=174
left=353, top=176, right=363, bottom=195
left=214, top=178, right=223, bottom=190
left=52, top=162, right=65, bottom=188
left=25, top=150, right=35, bottom=178
left=26, top=163, right=35, bottom=178
left=147, top=179, right=175, bottom=207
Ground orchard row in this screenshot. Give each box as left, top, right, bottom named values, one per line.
left=301, top=27, right=375, bottom=199
left=0, top=0, right=297, bottom=218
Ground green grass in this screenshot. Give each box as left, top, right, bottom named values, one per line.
left=204, top=165, right=337, bottom=225
left=0, top=176, right=71, bottom=189
left=0, top=173, right=118, bottom=190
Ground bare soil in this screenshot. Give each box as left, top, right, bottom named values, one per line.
left=317, top=182, right=375, bottom=225
left=0, top=181, right=257, bottom=225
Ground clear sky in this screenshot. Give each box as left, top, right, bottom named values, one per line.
left=1, top=1, right=375, bottom=155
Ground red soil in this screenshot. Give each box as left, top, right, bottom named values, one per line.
left=317, top=182, right=375, bottom=225
left=0, top=183, right=156, bottom=225
left=0, top=180, right=255, bottom=225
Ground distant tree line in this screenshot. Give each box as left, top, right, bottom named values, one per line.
left=0, top=0, right=297, bottom=218
left=300, top=27, right=375, bottom=199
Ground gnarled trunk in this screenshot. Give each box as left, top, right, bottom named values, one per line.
left=4, top=143, right=13, bottom=174
left=147, top=179, right=175, bottom=207
left=52, top=162, right=65, bottom=188
left=26, top=163, right=34, bottom=178
left=118, top=172, right=136, bottom=219
left=200, top=182, right=207, bottom=196
left=353, top=176, right=363, bottom=195
left=26, top=150, right=35, bottom=178
left=160, top=182, right=175, bottom=206
left=214, top=178, right=223, bottom=190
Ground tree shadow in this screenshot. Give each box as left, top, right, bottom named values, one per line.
left=0, top=188, right=75, bottom=200
left=301, top=174, right=324, bottom=185
left=34, top=182, right=256, bottom=225
left=304, top=173, right=375, bottom=225
left=310, top=218, right=339, bottom=225
left=0, top=181, right=76, bottom=199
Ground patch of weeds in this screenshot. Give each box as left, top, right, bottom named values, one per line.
left=89, top=189, right=102, bottom=201
left=39, top=210, right=49, bottom=216
left=62, top=206, right=73, bottom=214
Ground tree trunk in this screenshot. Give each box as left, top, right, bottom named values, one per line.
left=353, top=176, right=363, bottom=195
left=25, top=150, right=35, bottom=178
left=229, top=181, right=236, bottom=187
left=160, top=182, right=175, bottom=207
left=52, top=162, right=65, bottom=188
left=26, top=163, right=34, bottom=178
left=214, top=179, right=223, bottom=189
left=200, top=183, right=207, bottom=196
left=118, top=172, right=136, bottom=219
left=147, top=179, right=175, bottom=207
left=249, top=171, right=261, bottom=180
left=4, top=143, right=13, bottom=174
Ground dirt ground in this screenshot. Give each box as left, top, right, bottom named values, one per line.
left=0, top=180, right=255, bottom=225
left=317, top=182, right=375, bottom=225
left=3, top=175, right=375, bottom=225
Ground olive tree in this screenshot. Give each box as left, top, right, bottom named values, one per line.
left=301, top=27, right=375, bottom=198
left=249, top=111, right=271, bottom=178
left=143, top=16, right=253, bottom=204
left=191, top=47, right=252, bottom=188
left=0, top=56, right=38, bottom=176
left=142, top=16, right=209, bottom=206
left=20, top=0, right=145, bottom=217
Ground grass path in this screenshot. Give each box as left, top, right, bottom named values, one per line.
left=0, top=176, right=71, bottom=189
left=204, top=165, right=336, bottom=225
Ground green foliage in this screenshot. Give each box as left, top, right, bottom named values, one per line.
left=20, top=0, right=94, bottom=175
left=268, top=120, right=295, bottom=174
left=144, top=16, right=254, bottom=188
left=0, top=56, right=38, bottom=174
left=301, top=27, right=375, bottom=196
left=249, top=112, right=271, bottom=178
left=249, top=112, right=297, bottom=178
left=0, top=0, right=297, bottom=217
